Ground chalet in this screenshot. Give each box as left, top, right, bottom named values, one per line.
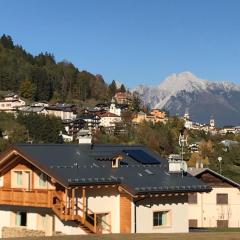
left=132, top=111, right=147, bottom=124
left=63, top=118, right=86, bottom=137
left=150, top=109, right=166, bottom=120
left=114, top=92, right=132, bottom=105
left=78, top=113, right=101, bottom=130
left=219, top=126, right=237, bottom=135
left=0, top=144, right=210, bottom=237
left=18, top=105, right=48, bottom=115
left=132, top=112, right=166, bottom=125
left=80, top=108, right=106, bottom=116
left=188, top=168, right=240, bottom=228
left=46, top=104, right=77, bottom=120
left=0, top=94, right=25, bottom=112
left=98, top=112, right=122, bottom=129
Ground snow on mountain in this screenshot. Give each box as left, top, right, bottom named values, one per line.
left=134, top=72, right=240, bottom=126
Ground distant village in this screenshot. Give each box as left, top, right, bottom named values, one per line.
left=0, top=92, right=167, bottom=143
left=1, top=91, right=239, bottom=145
left=1, top=92, right=240, bottom=237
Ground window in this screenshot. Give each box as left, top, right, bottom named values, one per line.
left=188, top=193, right=198, bottom=204
left=16, top=212, right=27, bottom=227
left=12, top=170, right=31, bottom=190
left=16, top=171, right=23, bottom=186
left=39, top=173, right=47, bottom=187
left=189, top=219, right=198, bottom=228
left=153, top=211, right=169, bottom=227
left=217, top=220, right=228, bottom=228
left=217, top=193, right=228, bottom=204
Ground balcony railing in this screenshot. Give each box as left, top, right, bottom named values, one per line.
left=0, top=188, right=54, bottom=208
left=0, top=187, right=111, bottom=234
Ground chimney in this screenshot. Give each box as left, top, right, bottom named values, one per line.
left=112, top=155, right=123, bottom=168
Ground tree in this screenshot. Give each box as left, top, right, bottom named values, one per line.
left=0, top=34, right=14, bottom=49
left=19, top=80, right=36, bottom=99
left=108, top=80, right=117, bottom=98
left=17, top=113, right=63, bottom=143
left=199, top=140, right=213, bottom=159
left=132, top=91, right=141, bottom=112
left=0, top=34, right=110, bottom=103
left=119, top=84, right=126, bottom=92
left=188, top=152, right=209, bottom=167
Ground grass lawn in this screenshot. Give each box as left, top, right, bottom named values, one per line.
left=6, top=232, right=240, bottom=240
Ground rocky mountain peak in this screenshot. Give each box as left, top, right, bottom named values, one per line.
left=158, top=71, right=207, bottom=94
left=134, top=71, right=240, bottom=126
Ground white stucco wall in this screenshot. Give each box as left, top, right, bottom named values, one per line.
left=27, top=212, right=38, bottom=230
left=135, top=195, right=189, bottom=233
left=54, top=216, right=86, bottom=235
left=189, top=187, right=240, bottom=227
left=76, top=187, right=120, bottom=233
left=0, top=210, right=11, bottom=237
left=0, top=208, right=52, bottom=236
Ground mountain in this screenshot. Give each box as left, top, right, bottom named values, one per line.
left=135, top=72, right=240, bottom=127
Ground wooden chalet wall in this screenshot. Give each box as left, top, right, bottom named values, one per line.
left=1, top=155, right=55, bottom=190
left=120, top=192, right=132, bottom=233
left=3, top=159, right=35, bottom=188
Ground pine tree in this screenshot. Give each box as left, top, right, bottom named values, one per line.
left=120, top=84, right=126, bottom=92
left=108, top=80, right=117, bottom=98
left=0, top=34, right=14, bottom=49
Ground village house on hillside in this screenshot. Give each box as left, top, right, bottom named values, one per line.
left=109, top=99, right=121, bottom=116
left=45, top=104, right=77, bottom=120
left=0, top=93, right=25, bottom=113
left=114, top=92, right=132, bottom=105
left=19, top=105, right=48, bottom=115
left=98, top=112, right=122, bottom=130
left=188, top=167, right=240, bottom=228
left=150, top=109, right=167, bottom=120
left=0, top=144, right=209, bottom=238
left=132, top=110, right=167, bottom=125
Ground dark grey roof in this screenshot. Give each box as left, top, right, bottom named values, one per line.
left=20, top=106, right=45, bottom=113
left=46, top=104, right=76, bottom=112
left=14, top=144, right=211, bottom=195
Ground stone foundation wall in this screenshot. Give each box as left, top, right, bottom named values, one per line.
left=2, top=227, right=45, bottom=238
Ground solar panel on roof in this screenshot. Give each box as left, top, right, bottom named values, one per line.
left=123, top=150, right=160, bottom=164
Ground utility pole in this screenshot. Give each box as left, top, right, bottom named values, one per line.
left=179, top=129, right=188, bottom=178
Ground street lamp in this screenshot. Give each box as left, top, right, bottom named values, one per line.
left=218, top=157, right=222, bottom=175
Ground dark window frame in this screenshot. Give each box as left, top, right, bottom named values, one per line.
left=188, top=193, right=198, bottom=204
left=153, top=211, right=169, bottom=227
left=216, top=193, right=228, bottom=204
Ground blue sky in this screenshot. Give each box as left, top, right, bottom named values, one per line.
left=0, top=0, right=240, bottom=87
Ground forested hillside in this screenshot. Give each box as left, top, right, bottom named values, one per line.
left=0, top=34, right=125, bottom=103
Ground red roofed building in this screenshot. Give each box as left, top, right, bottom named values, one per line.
left=114, top=92, right=132, bottom=104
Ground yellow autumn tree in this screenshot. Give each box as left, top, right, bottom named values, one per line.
left=188, top=151, right=210, bottom=167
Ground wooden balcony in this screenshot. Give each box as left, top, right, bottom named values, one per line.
left=0, top=187, right=111, bottom=234
left=0, top=188, right=54, bottom=208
